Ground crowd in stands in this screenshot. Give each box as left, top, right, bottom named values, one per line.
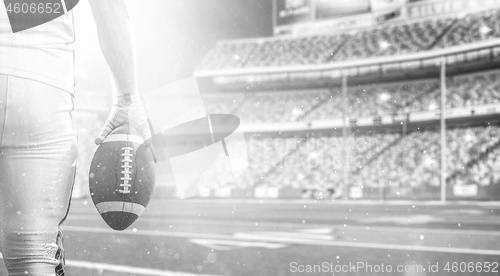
left=197, top=9, right=500, bottom=70
left=237, top=90, right=330, bottom=122
left=70, top=6, right=500, bottom=198
left=69, top=68, right=500, bottom=198
left=352, top=127, right=500, bottom=189
left=333, top=18, right=454, bottom=61
left=222, top=126, right=500, bottom=191
left=202, top=70, right=500, bottom=123
left=70, top=101, right=500, bottom=198
left=71, top=102, right=500, bottom=196
left=246, top=35, right=348, bottom=67
left=437, top=8, right=500, bottom=48
left=255, top=133, right=400, bottom=191
left=454, top=127, right=500, bottom=186
left=356, top=126, right=500, bottom=189
left=198, top=42, right=258, bottom=70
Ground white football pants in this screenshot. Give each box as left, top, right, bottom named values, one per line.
left=0, top=74, right=77, bottom=276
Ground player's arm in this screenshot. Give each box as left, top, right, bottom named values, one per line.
left=88, top=0, right=136, bottom=96
left=88, top=0, right=152, bottom=150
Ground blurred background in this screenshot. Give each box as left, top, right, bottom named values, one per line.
left=72, top=0, right=500, bottom=202
left=26, top=0, right=500, bottom=275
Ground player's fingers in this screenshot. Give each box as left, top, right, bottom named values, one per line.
left=150, top=148, right=158, bottom=163
left=95, top=120, right=116, bottom=145
left=135, top=121, right=157, bottom=163
left=135, top=122, right=152, bottom=147
left=145, top=139, right=158, bottom=163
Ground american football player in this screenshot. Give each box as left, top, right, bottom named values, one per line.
left=0, top=1, right=152, bottom=275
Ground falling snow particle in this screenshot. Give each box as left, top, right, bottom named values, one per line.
left=207, top=252, right=217, bottom=263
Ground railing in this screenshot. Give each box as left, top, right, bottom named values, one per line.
left=237, top=103, right=500, bottom=133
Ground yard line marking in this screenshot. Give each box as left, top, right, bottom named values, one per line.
left=0, top=254, right=218, bottom=276
left=65, top=215, right=500, bottom=237
left=62, top=225, right=500, bottom=256
left=298, top=228, right=334, bottom=234
left=232, top=231, right=335, bottom=241
left=66, top=260, right=217, bottom=276
left=189, top=238, right=288, bottom=250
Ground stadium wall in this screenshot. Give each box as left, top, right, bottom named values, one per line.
left=152, top=185, right=500, bottom=201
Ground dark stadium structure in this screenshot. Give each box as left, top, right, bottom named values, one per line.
left=192, top=3, right=500, bottom=201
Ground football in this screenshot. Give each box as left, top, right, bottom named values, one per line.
left=89, top=125, right=155, bottom=231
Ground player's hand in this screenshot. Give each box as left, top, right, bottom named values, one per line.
left=95, top=94, right=157, bottom=162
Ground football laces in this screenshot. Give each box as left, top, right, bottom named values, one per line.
left=119, top=146, right=134, bottom=194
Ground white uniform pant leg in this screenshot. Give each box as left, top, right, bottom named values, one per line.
left=0, top=75, right=78, bottom=276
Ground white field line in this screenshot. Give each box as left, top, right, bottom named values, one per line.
left=62, top=225, right=500, bottom=256
left=112, top=199, right=500, bottom=206
left=0, top=254, right=217, bottom=276
left=66, top=215, right=500, bottom=237
left=68, top=199, right=500, bottom=210
left=189, top=238, right=288, bottom=250
left=69, top=208, right=500, bottom=226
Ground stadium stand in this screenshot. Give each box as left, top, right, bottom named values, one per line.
left=201, top=70, right=500, bottom=123
left=71, top=7, right=500, bottom=200
left=353, top=126, right=500, bottom=189
left=197, top=9, right=500, bottom=70
left=215, top=126, right=500, bottom=195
